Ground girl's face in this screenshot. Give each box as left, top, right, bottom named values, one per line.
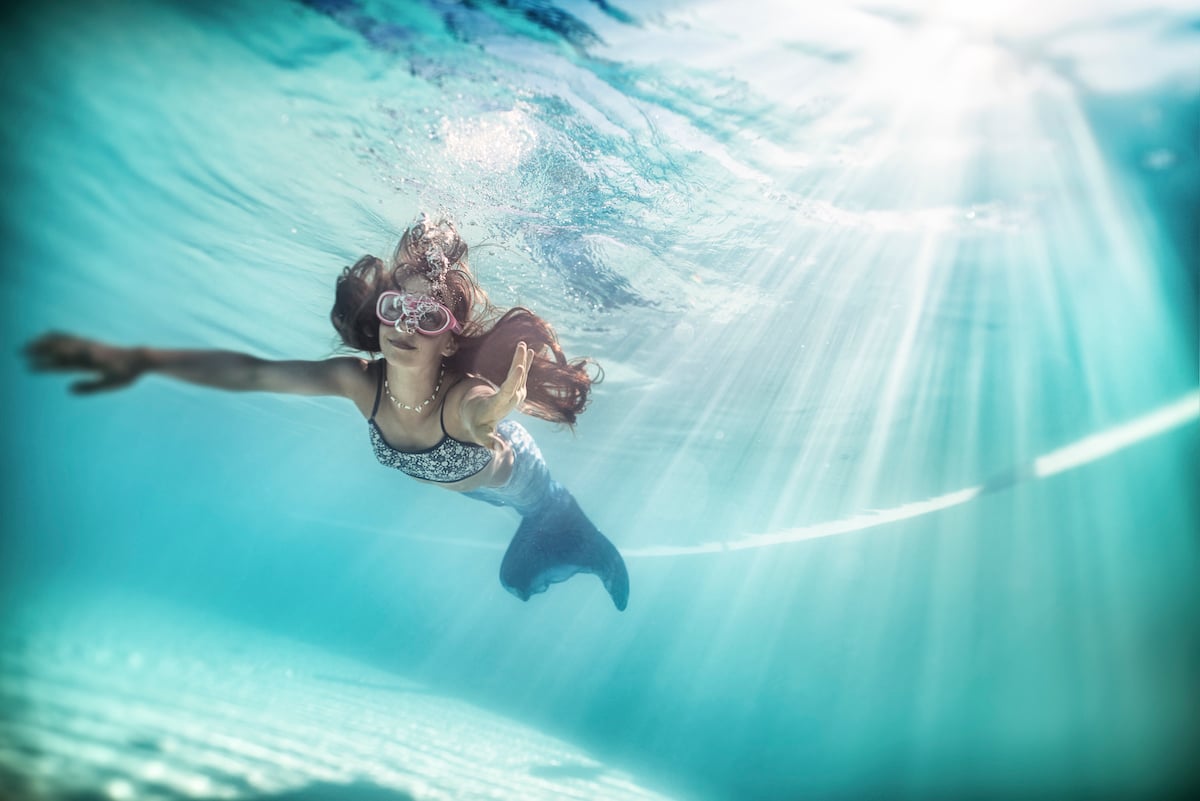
left=378, top=276, right=458, bottom=364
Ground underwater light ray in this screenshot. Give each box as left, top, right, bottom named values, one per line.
left=567, top=21, right=988, bottom=547
left=683, top=10, right=1195, bottom=563
left=850, top=230, right=942, bottom=498
left=763, top=28, right=991, bottom=526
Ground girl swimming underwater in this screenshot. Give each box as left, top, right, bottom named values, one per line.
left=24, top=216, right=630, bottom=610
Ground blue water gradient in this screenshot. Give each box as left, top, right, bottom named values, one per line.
left=1, top=1, right=1197, bottom=799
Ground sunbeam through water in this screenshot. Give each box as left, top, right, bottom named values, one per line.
left=1, top=1, right=1197, bottom=800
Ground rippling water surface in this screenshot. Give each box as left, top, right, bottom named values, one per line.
left=1, top=1, right=1197, bottom=800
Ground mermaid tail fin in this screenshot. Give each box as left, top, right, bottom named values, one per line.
left=499, top=489, right=629, bottom=611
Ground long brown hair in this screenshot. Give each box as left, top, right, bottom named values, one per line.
left=330, top=216, right=599, bottom=425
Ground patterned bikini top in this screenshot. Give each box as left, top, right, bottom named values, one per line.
left=368, top=362, right=494, bottom=483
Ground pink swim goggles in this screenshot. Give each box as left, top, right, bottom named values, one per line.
left=376, top=291, right=462, bottom=336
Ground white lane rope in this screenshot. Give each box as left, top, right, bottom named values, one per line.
left=622, top=391, right=1199, bottom=559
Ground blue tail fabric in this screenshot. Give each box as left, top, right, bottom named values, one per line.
left=463, top=421, right=629, bottom=611
left=497, top=480, right=629, bottom=610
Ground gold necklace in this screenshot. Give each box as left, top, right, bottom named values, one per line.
left=384, top=366, right=444, bottom=413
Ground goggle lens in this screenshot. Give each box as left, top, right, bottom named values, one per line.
left=415, top=306, right=450, bottom=333
left=376, top=292, right=459, bottom=335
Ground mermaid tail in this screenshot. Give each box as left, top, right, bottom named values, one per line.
left=499, top=486, right=629, bottom=611
left=462, top=422, right=629, bottom=610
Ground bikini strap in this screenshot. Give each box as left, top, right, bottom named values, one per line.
left=369, top=360, right=384, bottom=421
left=439, top=377, right=468, bottom=436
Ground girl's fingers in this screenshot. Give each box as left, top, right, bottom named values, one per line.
left=71, top=378, right=109, bottom=394
left=22, top=335, right=60, bottom=367
left=25, top=333, right=96, bottom=370
left=70, top=374, right=127, bottom=394
left=484, top=342, right=530, bottom=422
left=509, top=341, right=527, bottom=371
left=503, top=342, right=529, bottom=392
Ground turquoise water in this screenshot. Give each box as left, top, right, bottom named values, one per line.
left=1, top=1, right=1198, bottom=799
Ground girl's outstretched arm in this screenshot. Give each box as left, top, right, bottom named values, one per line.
left=24, top=332, right=365, bottom=398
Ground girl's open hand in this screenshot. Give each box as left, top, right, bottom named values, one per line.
left=23, top=332, right=146, bottom=394
left=468, top=341, right=535, bottom=442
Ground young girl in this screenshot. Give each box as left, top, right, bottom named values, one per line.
left=24, top=216, right=630, bottom=610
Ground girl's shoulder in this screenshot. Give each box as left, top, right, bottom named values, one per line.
left=329, top=355, right=378, bottom=386
left=325, top=356, right=380, bottom=415
left=443, top=371, right=496, bottom=403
